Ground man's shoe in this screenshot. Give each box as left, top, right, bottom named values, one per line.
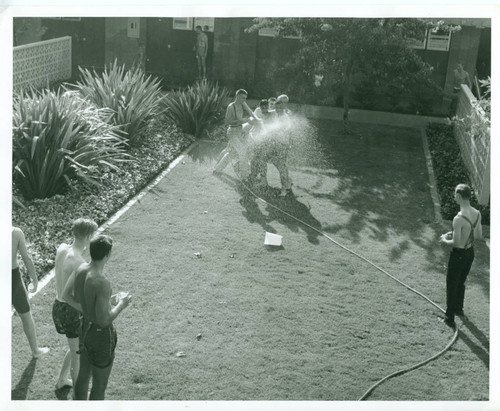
left=443, top=317, right=456, bottom=329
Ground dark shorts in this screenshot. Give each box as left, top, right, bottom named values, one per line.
left=80, top=321, right=117, bottom=369
left=52, top=299, right=81, bottom=339
left=12, top=268, right=30, bottom=314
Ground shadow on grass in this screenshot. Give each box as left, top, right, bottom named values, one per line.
left=461, top=316, right=490, bottom=354
left=458, top=329, right=489, bottom=370
left=11, top=357, right=37, bottom=400
left=290, top=120, right=449, bottom=268
left=216, top=173, right=322, bottom=245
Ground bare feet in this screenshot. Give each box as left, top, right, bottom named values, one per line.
left=32, top=346, right=50, bottom=358
left=56, top=378, right=73, bottom=390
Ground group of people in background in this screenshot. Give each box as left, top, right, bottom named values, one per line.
left=213, top=89, right=293, bottom=197
left=12, top=222, right=131, bottom=400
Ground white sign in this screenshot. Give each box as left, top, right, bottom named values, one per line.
left=194, top=18, right=215, bottom=32
left=173, top=17, right=193, bottom=31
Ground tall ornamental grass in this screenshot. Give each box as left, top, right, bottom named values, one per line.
left=163, top=79, right=231, bottom=138
left=75, top=61, right=165, bottom=145
left=13, top=89, right=130, bottom=200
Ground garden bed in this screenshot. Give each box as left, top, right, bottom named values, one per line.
left=12, top=117, right=194, bottom=278
left=426, top=123, right=490, bottom=226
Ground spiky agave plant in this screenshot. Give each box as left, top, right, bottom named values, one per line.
left=13, top=88, right=131, bottom=200
left=75, top=60, right=165, bottom=145
left=163, top=79, right=231, bottom=138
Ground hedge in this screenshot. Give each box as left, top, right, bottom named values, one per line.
left=426, top=123, right=490, bottom=225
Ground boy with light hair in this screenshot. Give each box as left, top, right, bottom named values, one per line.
left=52, top=218, right=98, bottom=390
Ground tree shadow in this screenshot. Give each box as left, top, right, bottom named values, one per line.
left=215, top=173, right=322, bottom=245
left=11, top=357, right=37, bottom=400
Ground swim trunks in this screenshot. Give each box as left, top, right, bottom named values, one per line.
left=52, top=299, right=81, bottom=339
left=12, top=267, right=30, bottom=314
left=80, top=320, right=117, bottom=369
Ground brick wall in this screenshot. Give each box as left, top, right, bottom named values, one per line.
left=454, top=84, right=490, bottom=204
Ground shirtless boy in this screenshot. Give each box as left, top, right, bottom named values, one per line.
left=12, top=227, right=49, bottom=358
left=63, top=234, right=132, bottom=400
left=52, top=218, right=97, bottom=389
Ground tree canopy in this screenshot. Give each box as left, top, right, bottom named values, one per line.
left=247, top=18, right=460, bottom=124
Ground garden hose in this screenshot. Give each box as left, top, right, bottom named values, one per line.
left=235, top=173, right=459, bottom=401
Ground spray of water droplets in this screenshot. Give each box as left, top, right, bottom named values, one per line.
left=247, top=112, right=328, bottom=169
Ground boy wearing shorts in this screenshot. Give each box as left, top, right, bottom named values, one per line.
left=52, top=218, right=97, bottom=390
left=63, top=234, right=132, bottom=400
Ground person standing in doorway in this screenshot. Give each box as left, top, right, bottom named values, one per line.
left=439, top=184, right=482, bottom=328
left=52, top=218, right=98, bottom=390
left=63, top=234, right=132, bottom=400
left=193, top=25, right=208, bottom=79
left=12, top=227, right=50, bottom=358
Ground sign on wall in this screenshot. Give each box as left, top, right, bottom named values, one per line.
left=127, top=18, right=140, bottom=38
left=427, top=30, right=451, bottom=51
left=173, top=17, right=194, bottom=30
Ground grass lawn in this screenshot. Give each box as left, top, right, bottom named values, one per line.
left=11, top=118, right=490, bottom=401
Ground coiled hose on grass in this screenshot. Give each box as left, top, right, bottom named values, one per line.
left=237, top=176, right=459, bottom=401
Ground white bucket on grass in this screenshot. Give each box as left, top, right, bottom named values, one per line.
left=264, top=232, right=283, bottom=246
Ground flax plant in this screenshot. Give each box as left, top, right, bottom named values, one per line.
left=13, top=89, right=130, bottom=200
left=163, top=79, right=231, bottom=138
left=75, top=61, right=165, bottom=145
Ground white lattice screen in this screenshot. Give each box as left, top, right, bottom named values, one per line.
left=454, top=85, right=490, bottom=205
left=13, top=36, right=72, bottom=92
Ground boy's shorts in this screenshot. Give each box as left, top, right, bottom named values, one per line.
left=80, top=321, right=117, bottom=369
left=52, top=299, right=81, bottom=339
left=12, top=268, right=30, bottom=314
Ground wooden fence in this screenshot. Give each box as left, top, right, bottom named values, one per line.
left=13, top=36, right=72, bottom=93
left=454, top=84, right=490, bottom=205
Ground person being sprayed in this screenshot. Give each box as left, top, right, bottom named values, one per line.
left=213, top=89, right=261, bottom=180
left=249, top=94, right=293, bottom=197
left=249, top=99, right=276, bottom=186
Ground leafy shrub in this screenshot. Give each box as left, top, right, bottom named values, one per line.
left=13, top=88, right=130, bottom=200
left=163, top=79, right=231, bottom=138
left=74, top=61, right=165, bottom=145
left=12, top=117, right=193, bottom=278
left=426, top=123, right=490, bottom=224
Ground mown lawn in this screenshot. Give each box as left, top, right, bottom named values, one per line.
left=11, top=119, right=489, bottom=401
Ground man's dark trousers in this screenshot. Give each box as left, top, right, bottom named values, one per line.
left=445, top=247, right=475, bottom=322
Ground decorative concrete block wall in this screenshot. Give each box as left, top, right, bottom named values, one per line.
left=454, top=84, right=490, bottom=204
left=13, top=36, right=72, bottom=93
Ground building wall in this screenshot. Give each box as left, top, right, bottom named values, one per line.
left=444, top=26, right=482, bottom=97
left=145, top=18, right=199, bottom=86
left=212, top=18, right=257, bottom=90
left=41, top=18, right=105, bottom=76
left=104, top=18, right=146, bottom=70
